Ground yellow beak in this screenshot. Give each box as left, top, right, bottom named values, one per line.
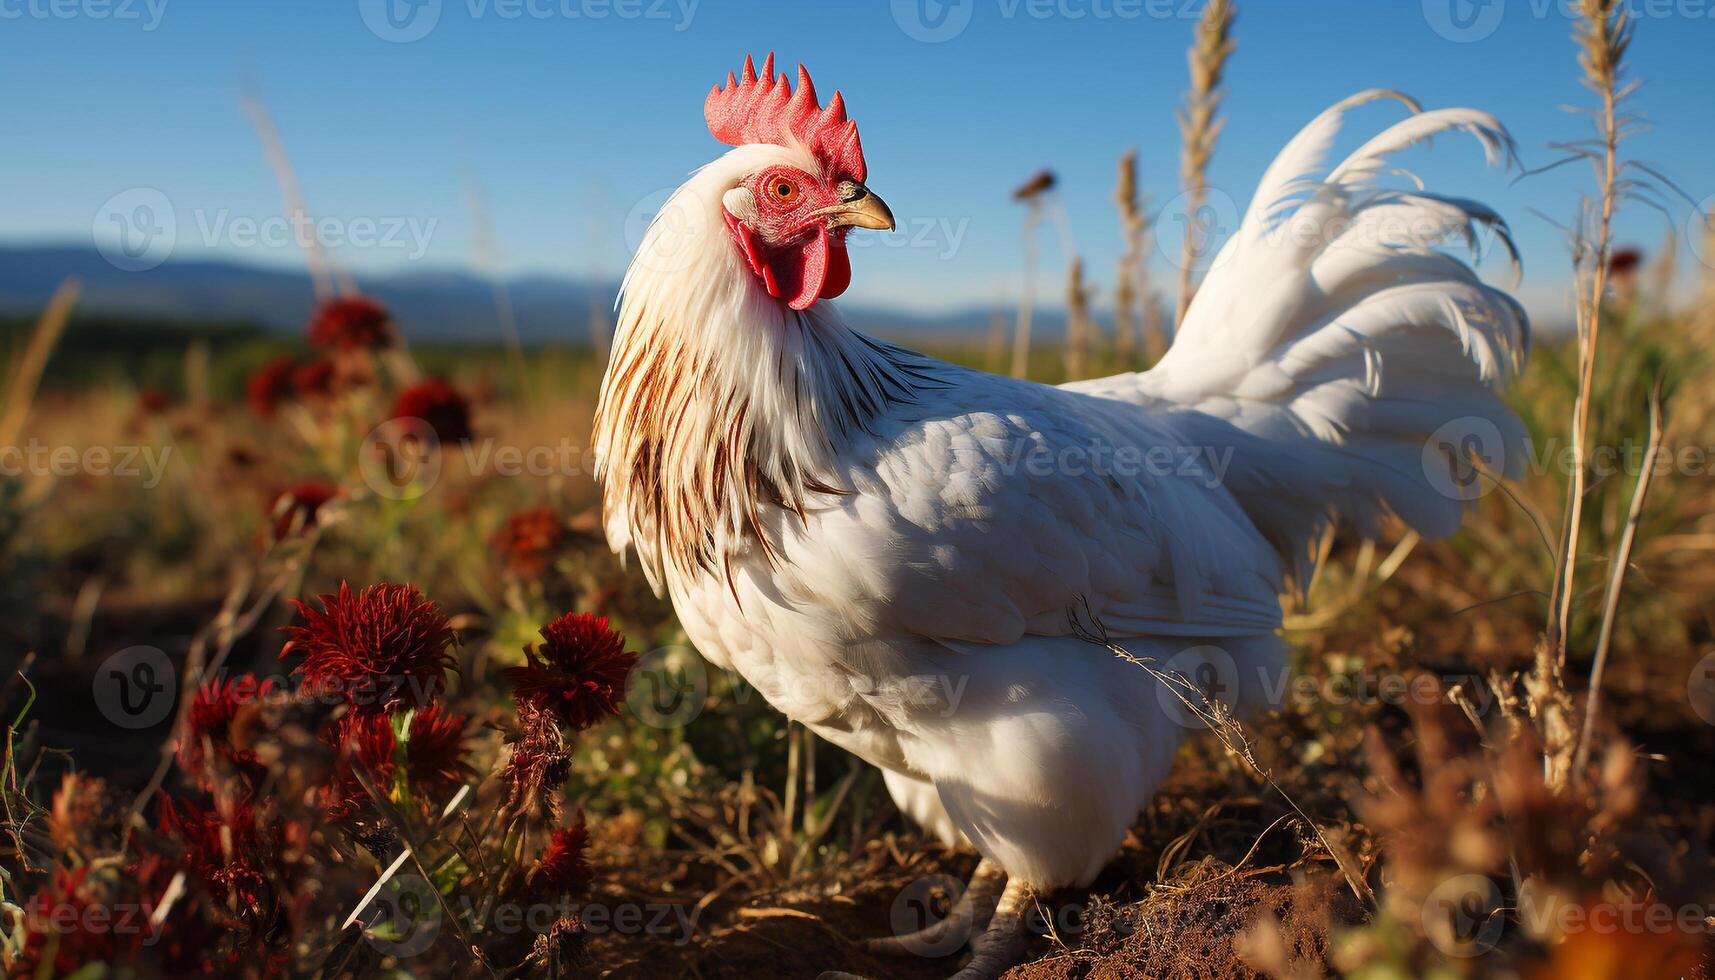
left=816, top=184, right=895, bottom=232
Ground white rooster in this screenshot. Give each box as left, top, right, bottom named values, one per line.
left=595, top=54, right=1528, bottom=978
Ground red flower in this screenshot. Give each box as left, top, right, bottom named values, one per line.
left=157, top=795, right=273, bottom=926
left=320, top=705, right=472, bottom=820
left=391, top=378, right=474, bottom=445
left=308, top=296, right=395, bottom=351
left=246, top=356, right=298, bottom=418
left=1607, top=246, right=1643, bottom=279
left=269, top=481, right=340, bottom=540
left=177, top=674, right=275, bottom=789
left=503, top=613, right=637, bottom=731
left=492, top=506, right=568, bottom=577
left=12, top=867, right=141, bottom=975
left=529, top=817, right=591, bottom=897
left=137, top=388, right=172, bottom=415
left=281, top=583, right=456, bottom=712
left=292, top=358, right=336, bottom=399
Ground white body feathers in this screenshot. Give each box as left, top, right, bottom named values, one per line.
left=595, top=96, right=1528, bottom=888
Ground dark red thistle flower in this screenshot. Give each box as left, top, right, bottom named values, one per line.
left=1607, top=246, right=1643, bottom=279
left=492, top=506, right=569, bottom=577
left=157, top=795, right=273, bottom=926
left=281, top=583, right=456, bottom=712
left=307, top=295, right=395, bottom=351
left=177, top=674, right=275, bottom=790
left=503, top=613, right=637, bottom=731
left=292, top=357, right=337, bottom=399
left=137, top=388, right=172, bottom=415
left=269, top=481, right=340, bottom=540
left=246, top=356, right=298, bottom=419
left=320, top=705, right=472, bottom=820
left=529, top=817, right=591, bottom=897
left=390, top=378, right=474, bottom=445
left=13, top=867, right=140, bottom=975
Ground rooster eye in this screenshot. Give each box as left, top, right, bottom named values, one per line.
left=768, top=179, right=799, bottom=204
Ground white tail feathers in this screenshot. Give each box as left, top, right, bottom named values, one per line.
left=1139, top=92, right=1531, bottom=580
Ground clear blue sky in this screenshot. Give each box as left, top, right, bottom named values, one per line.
left=4, top=0, right=1712, bottom=324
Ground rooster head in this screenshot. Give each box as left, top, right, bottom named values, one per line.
left=703, top=53, right=893, bottom=310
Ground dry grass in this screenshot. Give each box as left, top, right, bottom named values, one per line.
left=1174, top=0, right=1235, bottom=328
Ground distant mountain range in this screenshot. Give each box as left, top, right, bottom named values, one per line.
left=0, top=245, right=1059, bottom=345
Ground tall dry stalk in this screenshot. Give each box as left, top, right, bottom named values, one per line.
left=1010, top=207, right=1041, bottom=379
left=241, top=81, right=345, bottom=302
left=1573, top=378, right=1664, bottom=776
left=1174, top=0, right=1235, bottom=328
left=0, top=279, right=78, bottom=450
left=1063, top=257, right=1094, bottom=381
left=1545, top=0, right=1632, bottom=659
left=463, top=172, right=532, bottom=402
left=1535, top=0, right=1633, bottom=788
left=1010, top=170, right=1058, bottom=378
left=1112, top=150, right=1158, bottom=368
left=1113, top=152, right=1141, bottom=366
left=1697, top=207, right=1715, bottom=343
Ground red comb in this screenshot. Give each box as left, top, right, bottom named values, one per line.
left=704, top=53, right=866, bottom=183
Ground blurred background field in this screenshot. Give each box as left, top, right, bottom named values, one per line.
left=3, top=1, right=1715, bottom=977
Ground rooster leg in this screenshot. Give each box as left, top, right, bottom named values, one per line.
left=946, top=876, right=1032, bottom=980
left=862, top=858, right=1005, bottom=957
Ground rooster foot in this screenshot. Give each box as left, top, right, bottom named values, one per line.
left=862, top=858, right=1006, bottom=958
left=946, top=876, right=1031, bottom=980
left=821, top=871, right=1032, bottom=980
